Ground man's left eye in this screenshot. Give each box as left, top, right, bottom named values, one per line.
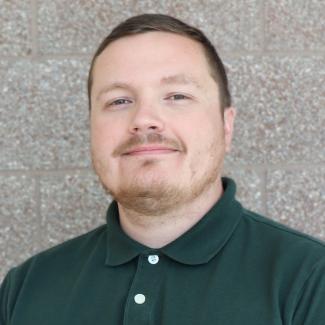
left=167, top=94, right=188, bottom=101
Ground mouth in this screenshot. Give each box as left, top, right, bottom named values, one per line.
left=122, top=146, right=179, bottom=156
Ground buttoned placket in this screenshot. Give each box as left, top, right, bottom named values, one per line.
left=123, top=252, right=164, bottom=325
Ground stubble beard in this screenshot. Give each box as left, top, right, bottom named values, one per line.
left=94, top=136, right=225, bottom=217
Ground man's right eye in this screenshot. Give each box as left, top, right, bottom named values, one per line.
left=104, top=98, right=133, bottom=110
left=110, top=98, right=132, bottom=106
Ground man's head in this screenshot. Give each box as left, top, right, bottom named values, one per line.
left=89, top=14, right=235, bottom=215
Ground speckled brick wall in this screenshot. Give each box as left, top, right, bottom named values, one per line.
left=0, top=0, right=324, bottom=279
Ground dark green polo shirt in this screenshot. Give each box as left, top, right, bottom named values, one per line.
left=1, top=178, right=325, bottom=324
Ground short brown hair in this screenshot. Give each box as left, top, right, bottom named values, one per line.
left=88, top=14, right=231, bottom=111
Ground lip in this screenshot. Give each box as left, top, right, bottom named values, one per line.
left=122, top=146, right=179, bottom=156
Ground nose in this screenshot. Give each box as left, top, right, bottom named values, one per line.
left=128, top=102, right=165, bottom=134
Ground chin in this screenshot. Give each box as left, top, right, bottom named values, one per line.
left=111, top=178, right=184, bottom=215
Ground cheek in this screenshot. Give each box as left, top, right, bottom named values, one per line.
left=91, top=117, right=122, bottom=155
left=182, top=114, right=219, bottom=145
left=91, top=127, right=108, bottom=156
left=91, top=136, right=117, bottom=179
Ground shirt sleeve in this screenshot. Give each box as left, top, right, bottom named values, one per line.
left=292, top=257, right=325, bottom=325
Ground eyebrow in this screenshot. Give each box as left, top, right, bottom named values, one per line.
left=96, top=74, right=201, bottom=101
left=160, top=74, right=201, bottom=88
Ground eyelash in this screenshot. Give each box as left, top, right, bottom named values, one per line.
left=105, top=98, right=132, bottom=109
left=166, top=93, right=189, bottom=101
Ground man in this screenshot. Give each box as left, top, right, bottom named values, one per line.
left=1, top=14, right=324, bottom=325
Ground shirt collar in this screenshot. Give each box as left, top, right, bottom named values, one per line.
left=105, top=177, right=242, bottom=266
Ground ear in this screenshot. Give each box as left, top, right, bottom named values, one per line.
left=223, top=107, right=236, bottom=153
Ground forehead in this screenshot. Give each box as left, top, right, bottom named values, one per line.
left=92, top=31, right=215, bottom=88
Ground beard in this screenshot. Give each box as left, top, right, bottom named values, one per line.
left=93, top=132, right=226, bottom=217
left=112, top=162, right=222, bottom=216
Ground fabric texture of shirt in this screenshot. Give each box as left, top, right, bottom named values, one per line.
left=1, top=177, right=325, bottom=324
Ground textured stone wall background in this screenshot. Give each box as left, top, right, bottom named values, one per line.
left=0, top=0, right=324, bottom=280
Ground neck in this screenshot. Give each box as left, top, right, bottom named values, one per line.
left=117, top=178, right=224, bottom=248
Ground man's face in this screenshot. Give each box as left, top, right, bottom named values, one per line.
left=90, top=32, right=235, bottom=215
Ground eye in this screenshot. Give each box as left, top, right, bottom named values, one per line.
left=166, top=93, right=190, bottom=101
left=110, top=98, right=132, bottom=106
left=104, top=98, right=133, bottom=110
left=174, top=94, right=187, bottom=100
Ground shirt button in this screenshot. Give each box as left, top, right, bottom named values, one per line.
left=134, top=294, right=146, bottom=304
left=148, top=255, right=159, bottom=264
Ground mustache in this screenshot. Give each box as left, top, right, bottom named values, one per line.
left=112, top=133, right=186, bottom=156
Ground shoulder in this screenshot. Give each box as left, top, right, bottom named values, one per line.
left=240, top=207, right=325, bottom=270
left=3, top=224, right=107, bottom=287
left=242, top=208, right=324, bottom=248
left=0, top=225, right=107, bottom=323
left=235, top=207, right=325, bottom=310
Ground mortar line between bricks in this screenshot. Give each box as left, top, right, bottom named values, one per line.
left=223, top=50, right=325, bottom=59
left=0, top=54, right=91, bottom=61
left=28, top=53, right=93, bottom=60
left=224, top=163, right=325, bottom=170
left=261, top=0, right=267, bottom=53
left=0, top=167, right=92, bottom=177
left=30, top=0, right=39, bottom=58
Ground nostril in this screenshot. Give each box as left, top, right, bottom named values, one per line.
left=129, top=119, right=165, bottom=134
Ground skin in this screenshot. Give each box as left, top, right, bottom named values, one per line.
left=90, top=31, right=235, bottom=248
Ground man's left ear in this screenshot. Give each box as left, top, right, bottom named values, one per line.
left=223, top=107, right=236, bottom=153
